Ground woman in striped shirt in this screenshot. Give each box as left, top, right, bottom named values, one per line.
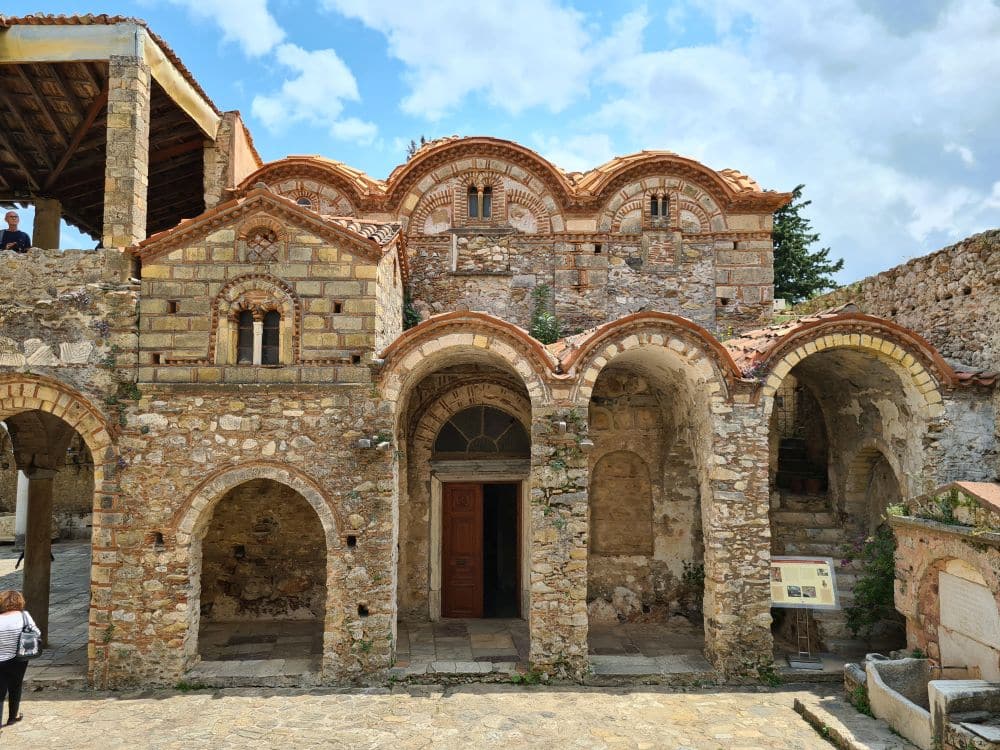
left=0, top=590, right=40, bottom=726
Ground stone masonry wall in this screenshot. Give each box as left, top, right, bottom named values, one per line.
left=201, top=479, right=326, bottom=621
left=586, top=369, right=702, bottom=621
left=138, top=214, right=382, bottom=384
left=795, top=230, right=1000, bottom=372
left=110, top=384, right=395, bottom=686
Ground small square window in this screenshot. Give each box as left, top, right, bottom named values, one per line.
left=167, top=300, right=179, bottom=314
left=594, top=243, right=602, bottom=254
left=333, top=301, right=343, bottom=314
left=351, top=353, right=361, bottom=364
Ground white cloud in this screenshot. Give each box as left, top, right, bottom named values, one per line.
left=252, top=44, right=376, bottom=143
left=584, top=0, right=1000, bottom=280
left=164, top=0, right=285, bottom=57
left=944, top=142, right=975, bottom=166
left=321, top=0, right=596, bottom=119
left=533, top=133, right=617, bottom=174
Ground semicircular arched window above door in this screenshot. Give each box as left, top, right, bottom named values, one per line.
left=433, top=406, right=530, bottom=457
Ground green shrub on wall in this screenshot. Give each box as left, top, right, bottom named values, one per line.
left=845, top=525, right=898, bottom=638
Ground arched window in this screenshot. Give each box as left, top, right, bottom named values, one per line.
left=467, top=185, right=479, bottom=218
left=650, top=194, right=659, bottom=217
left=236, top=310, right=254, bottom=364
left=261, top=310, right=280, bottom=365
left=295, top=196, right=313, bottom=209
left=482, top=186, right=492, bottom=218
left=434, top=406, right=530, bottom=457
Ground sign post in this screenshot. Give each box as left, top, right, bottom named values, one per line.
left=770, top=556, right=840, bottom=670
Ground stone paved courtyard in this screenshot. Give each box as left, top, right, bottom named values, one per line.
left=0, top=684, right=846, bottom=749
left=0, top=540, right=90, bottom=682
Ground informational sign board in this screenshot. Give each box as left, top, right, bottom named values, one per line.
left=770, top=556, right=840, bottom=610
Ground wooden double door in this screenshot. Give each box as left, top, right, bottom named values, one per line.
left=441, top=482, right=520, bottom=618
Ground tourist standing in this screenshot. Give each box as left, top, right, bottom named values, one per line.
left=0, top=590, right=40, bottom=726
left=1, top=211, right=31, bottom=252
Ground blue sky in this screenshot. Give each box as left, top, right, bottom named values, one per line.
left=9, top=1, right=1000, bottom=284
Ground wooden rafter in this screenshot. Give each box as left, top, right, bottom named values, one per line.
left=14, top=64, right=71, bottom=148
left=0, top=126, right=39, bottom=192
left=42, top=86, right=109, bottom=192
left=0, top=85, right=54, bottom=173
left=47, top=64, right=86, bottom=115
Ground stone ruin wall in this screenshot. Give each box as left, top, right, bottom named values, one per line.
left=113, top=385, right=395, bottom=684
left=795, top=230, right=1000, bottom=372
left=585, top=369, right=702, bottom=623
left=200, top=479, right=327, bottom=621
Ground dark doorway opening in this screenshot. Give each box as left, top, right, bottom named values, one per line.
left=483, top=483, right=519, bottom=618
left=442, top=481, right=520, bottom=618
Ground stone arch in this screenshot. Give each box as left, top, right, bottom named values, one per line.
left=589, top=450, right=653, bottom=557
left=609, top=196, right=645, bottom=234
left=677, top=198, right=713, bottom=234
left=171, top=462, right=341, bottom=670
left=562, top=312, right=741, bottom=405
left=210, top=274, right=301, bottom=365
left=410, top=188, right=454, bottom=236
left=385, top=136, right=574, bottom=222
left=236, top=157, right=375, bottom=212
left=758, top=317, right=953, bottom=419
left=411, top=382, right=533, bottom=454
left=173, top=462, right=340, bottom=547
left=0, top=374, right=115, bottom=684
left=844, top=441, right=904, bottom=530
left=379, top=311, right=556, bottom=408
left=503, top=187, right=550, bottom=234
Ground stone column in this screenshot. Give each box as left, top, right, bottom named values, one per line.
left=252, top=319, right=264, bottom=365
left=14, top=470, right=28, bottom=549
left=32, top=197, right=61, bottom=249
left=527, top=404, right=590, bottom=678
left=701, top=402, right=774, bottom=676
left=102, top=55, right=151, bottom=249
left=23, top=468, right=57, bottom=646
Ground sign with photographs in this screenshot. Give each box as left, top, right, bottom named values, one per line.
left=770, top=556, right=840, bottom=610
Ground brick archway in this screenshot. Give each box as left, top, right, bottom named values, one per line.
left=758, top=322, right=950, bottom=420
left=0, top=374, right=115, bottom=685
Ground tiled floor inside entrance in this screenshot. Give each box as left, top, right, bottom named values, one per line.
left=188, top=620, right=322, bottom=685
left=395, top=617, right=714, bottom=676
left=0, top=540, right=90, bottom=684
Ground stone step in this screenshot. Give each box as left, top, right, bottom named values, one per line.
left=771, top=511, right=839, bottom=527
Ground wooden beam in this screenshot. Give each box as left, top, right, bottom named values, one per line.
left=149, top=138, right=204, bottom=165
left=0, top=127, right=39, bottom=192
left=0, top=86, right=54, bottom=173
left=14, top=64, right=71, bottom=148
left=42, top=86, right=108, bottom=192
left=47, top=64, right=86, bottom=114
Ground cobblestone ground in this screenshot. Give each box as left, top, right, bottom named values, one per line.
left=0, top=684, right=841, bottom=749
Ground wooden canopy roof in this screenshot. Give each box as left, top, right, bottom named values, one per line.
left=0, top=15, right=221, bottom=240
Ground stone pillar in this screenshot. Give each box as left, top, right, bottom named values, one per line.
left=102, top=55, right=151, bottom=249
left=701, top=401, right=774, bottom=676
left=23, top=468, right=57, bottom=646
left=14, top=469, right=28, bottom=549
left=203, top=113, right=233, bottom=210
left=527, top=404, right=590, bottom=678
left=32, top=197, right=61, bottom=249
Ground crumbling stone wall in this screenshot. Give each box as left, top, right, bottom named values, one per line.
left=200, top=479, right=326, bottom=621
left=795, top=230, right=1000, bottom=372
left=586, top=368, right=703, bottom=622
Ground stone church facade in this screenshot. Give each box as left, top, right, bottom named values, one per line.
left=0, top=15, right=996, bottom=689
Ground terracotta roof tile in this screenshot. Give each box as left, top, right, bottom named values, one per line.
left=2, top=14, right=221, bottom=117
left=723, top=304, right=859, bottom=373
left=321, top=216, right=400, bottom=246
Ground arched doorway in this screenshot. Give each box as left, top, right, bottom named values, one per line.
left=767, top=341, right=927, bottom=656
left=585, top=347, right=709, bottom=664
left=194, top=479, right=327, bottom=670
left=0, top=407, right=101, bottom=679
